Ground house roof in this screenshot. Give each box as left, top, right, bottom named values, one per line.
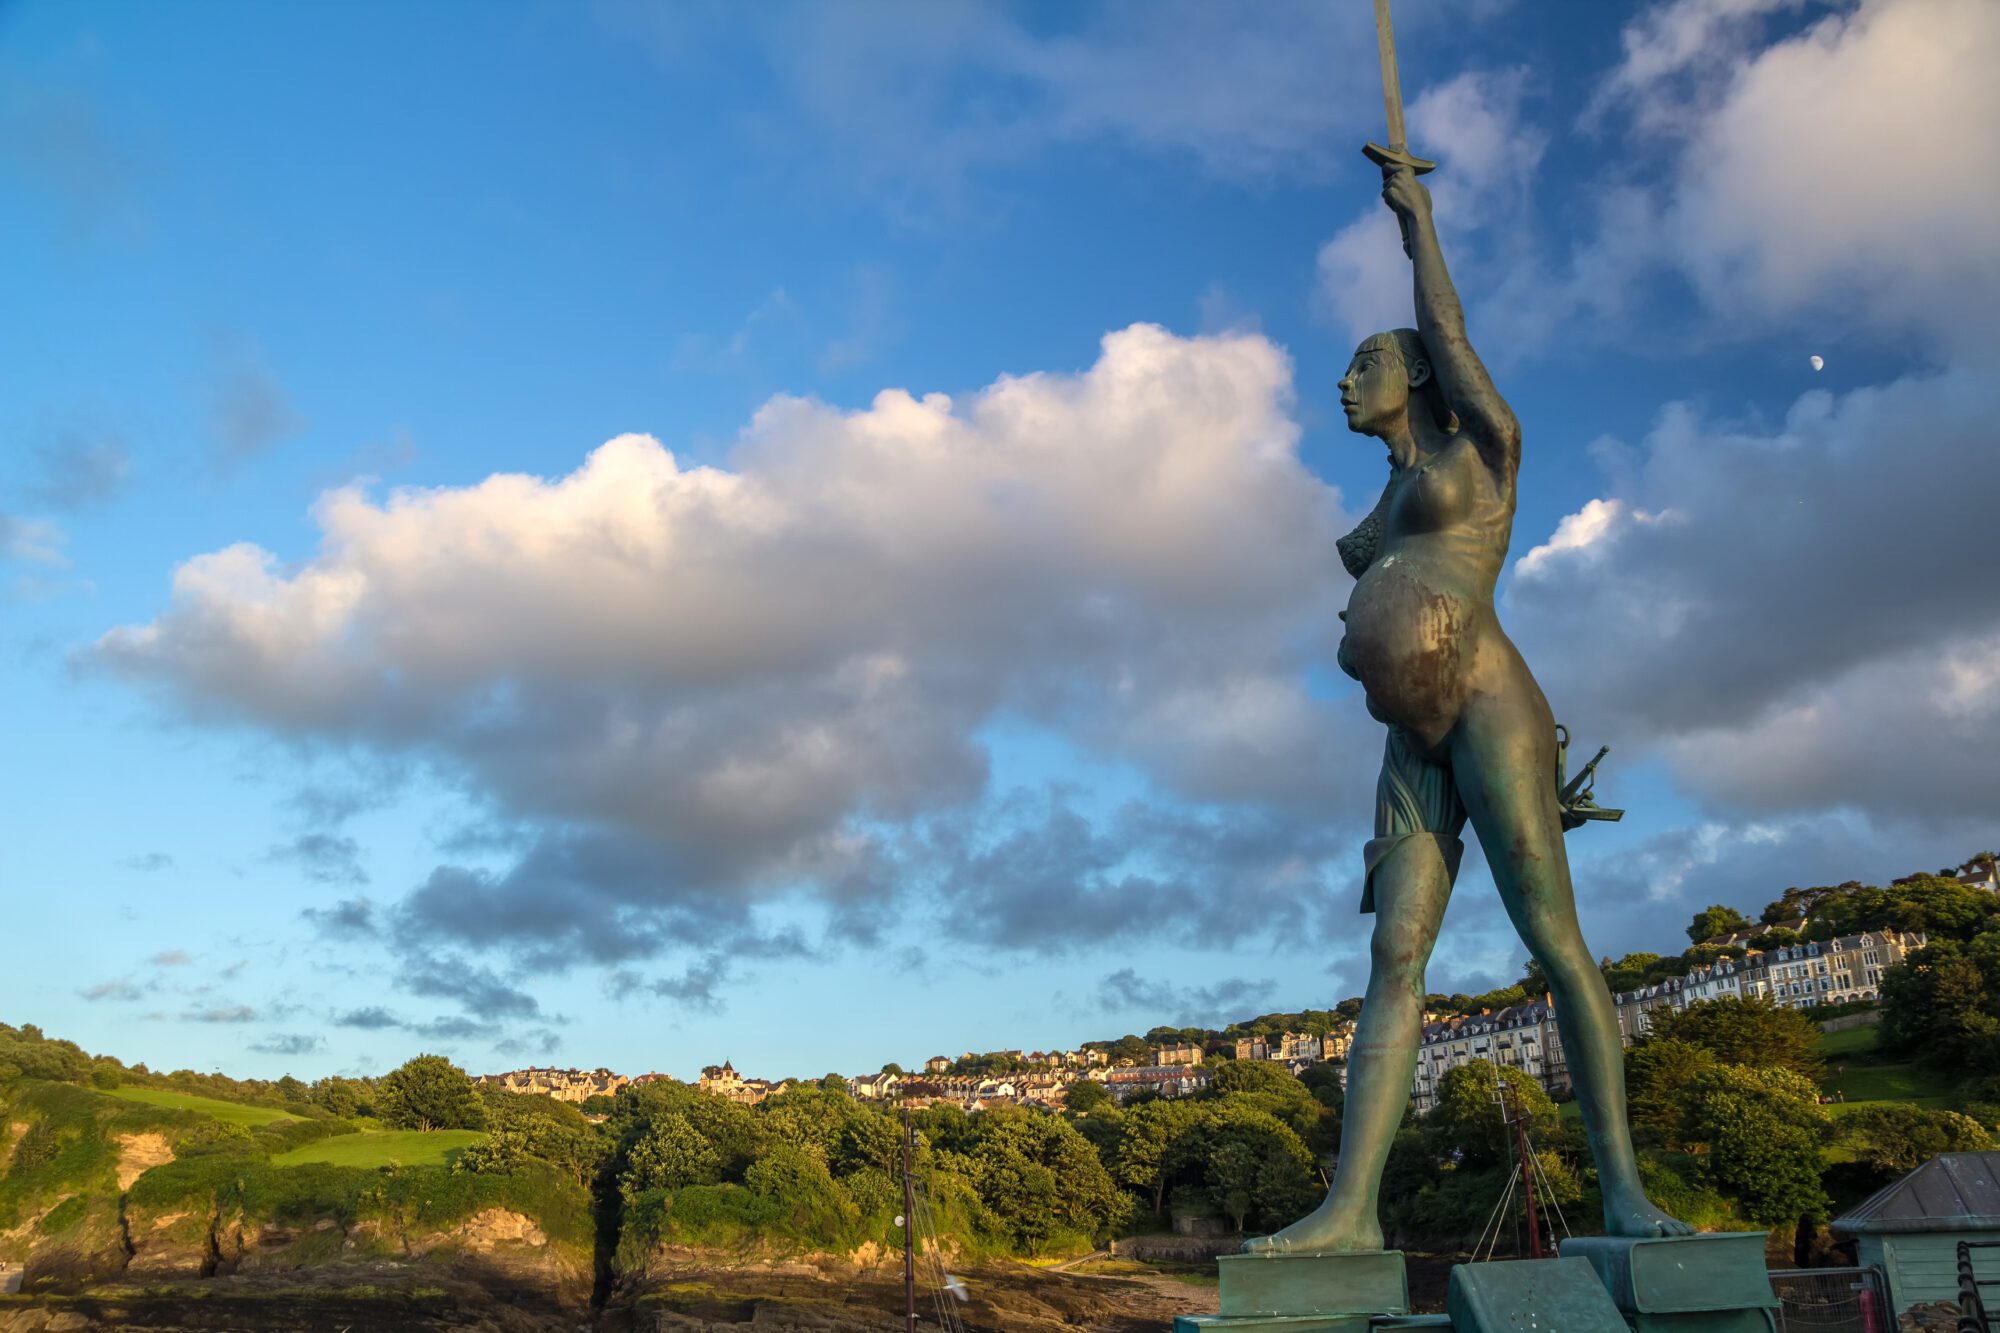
left=1832, top=1153, right=2000, bottom=1234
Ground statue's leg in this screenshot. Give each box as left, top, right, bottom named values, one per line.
left=1447, top=697, right=1694, bottom=1239
left=1244, top=729, right=1459, bottom=1255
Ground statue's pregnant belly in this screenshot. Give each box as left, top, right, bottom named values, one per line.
left=1342, top=553, right=1485, bottom=739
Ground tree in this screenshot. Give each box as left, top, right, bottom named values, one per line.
left=1063, top=1080, right=1113, bottom=1116
left=1208, top=1060, right=1323, bottom=1140
left=1426, top=1062, right=1558, bottom=1171
left=1644, top=997, right=1824, bottom=1079
left=1177, top=1104, right=1318, bottom=1233
left=1880, top=936, right=2000, bottom=1071
left=1688, top=905, right=1751, bottom=944
left=745, top=1144, right=859, bottom=1244
left=1831, top=1104, right=1992, bottom=1177
left=1624, top=1039, right=1718, bottom=1147
left=1683, top=1064, right=1828, bottom=1226
left=378, top=1055, right=486, bottom=1132
left=1112, top=1099, right=1210, bottom=1213
left=621, top=1112, right=722, bottom=1204
left=454, top=1127, right=532, bottom=1175
left=967, top=1111, right=1131, bottom=1250
left=1108, top=1035, right=1150, bottom=1066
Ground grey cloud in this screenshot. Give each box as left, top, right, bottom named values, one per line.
left=1507, top=365, right=2000, bottom=824
left=1095, top=969, right=1279, bottom=1028
left=186, top=1005, right=258, bottom=1024
left=611, top=1, right=1501, bottom=212
left=251, top=1033, right=323, bottom=1057
left=0, top=513, right=65, bottom=565
left=213, top=354, right=306, bottom=465
left=80, top=978, right=148, bottom=1002
left=410, top=1015, right=501, bottom=1043
left=1567, top=814, right=1974, bottom=964
left=333, top=1005, right=401, bottom=1029
left=401, top=954, right=542, bottom=1020
left=303, top=897, right=378, bottom=936
left=123, top=852, right=174, bottom=872
left=31, top=430, right=132, bottom=510
left=0, top=74, right=136, bottom=235
left=394, top=833, right=745, bottom=966
left=268, top=833, right=369, bottom=885
left=643, top=955, right=732, bottom=1013
left=925, top=788, right=1362, bottom=953
left=493, top=1030, right=564, bottom=1059
left=149, top=950, right=192, bottom=967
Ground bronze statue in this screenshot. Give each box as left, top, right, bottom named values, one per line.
left=1244, top=111, right=1691, bottom=1254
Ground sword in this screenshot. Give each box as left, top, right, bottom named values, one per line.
left=1361, top=0, right=1435, bottom=252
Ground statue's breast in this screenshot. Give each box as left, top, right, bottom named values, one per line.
left=1390, top=442, right=1480, bottom=535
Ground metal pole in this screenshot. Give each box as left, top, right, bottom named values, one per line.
left=902, top=1105, right=918, bottom=1331
left=1510, top=1083, right=1544, bottom=1260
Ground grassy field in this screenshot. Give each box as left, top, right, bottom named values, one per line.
left=271, top=1129, right=486, bottom=1169
left=1815, top=1025, right=1882, bottom=1059
left=104, top=1086, right=302, bottom=1127
left=1812, top=1020, right=1957, bottom=1109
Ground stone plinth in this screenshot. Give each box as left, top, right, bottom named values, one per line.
left=1445, top=1256, right=1629, bottom=1331
left=1172, top=1249, right=1408, bottom=1332
left=1560, top=1232, right=1779, bottom=1332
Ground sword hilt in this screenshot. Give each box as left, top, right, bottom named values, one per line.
left=1362, top=143, right=1436, bottom=176
left=1364, top=143, right=1436, bottom=256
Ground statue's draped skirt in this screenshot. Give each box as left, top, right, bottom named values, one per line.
left=1360, top=725, right=1467, bottom=913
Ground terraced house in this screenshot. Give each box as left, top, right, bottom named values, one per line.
left=1612, top=929, right=1927, bottom=1041
left=1411, top=1001, right=1567, bottom=1115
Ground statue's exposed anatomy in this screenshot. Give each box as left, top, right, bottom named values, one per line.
left=1244, top=0, right=1690, bottom=1254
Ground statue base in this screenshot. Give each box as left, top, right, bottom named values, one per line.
left=1560, top=1232, right=1779, bottom=1332
left=1172, top=1249, right=1408, bottom=1332
left=1445, top=1256, right=1628, bottom=1331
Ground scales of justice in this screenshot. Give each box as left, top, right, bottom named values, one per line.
left=1177, top=4, right=1785, bottom=1329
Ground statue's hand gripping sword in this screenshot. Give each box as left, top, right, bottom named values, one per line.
left=1361, top=0, right=1435, bottom=252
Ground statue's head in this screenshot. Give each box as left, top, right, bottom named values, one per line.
left=1339, top=329, right=1455, bottom=438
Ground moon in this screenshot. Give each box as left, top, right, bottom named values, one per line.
left=1810, top=355, right=1825, bottom=371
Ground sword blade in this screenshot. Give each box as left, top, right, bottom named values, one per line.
left=1373, top=0, right=1408, bottom=153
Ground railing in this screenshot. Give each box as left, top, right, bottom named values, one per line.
left=1767, top=1266, right=1890, bottom=1333
left=1962, top=1241, right=2000, bottom=1333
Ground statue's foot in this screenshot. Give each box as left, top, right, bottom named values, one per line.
left=1604, top=1190, right=1696, bottom=1238
left=1241, top=1202, right=1384, bottom=1255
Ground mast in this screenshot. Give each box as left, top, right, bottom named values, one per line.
left=902, top=1104, right=918, bottom=1331
left=1507, top=1080, right=1544, bottom=1260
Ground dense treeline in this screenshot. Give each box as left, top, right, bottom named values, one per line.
left=7, top=851, right=1999, bottom=1268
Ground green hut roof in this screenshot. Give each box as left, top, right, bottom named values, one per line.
left=1832, top=1152, right=2000, bottom=1235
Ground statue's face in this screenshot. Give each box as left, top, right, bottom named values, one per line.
left=1337, top=341, right=1409, bottom=437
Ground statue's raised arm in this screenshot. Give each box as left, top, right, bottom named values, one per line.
left=1383, top=165, right=1521, bottom=485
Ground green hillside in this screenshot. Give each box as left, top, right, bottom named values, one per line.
left=272, top=1128, right=486, bottom=1168
left=103, top=1085, right=303, bottom=1127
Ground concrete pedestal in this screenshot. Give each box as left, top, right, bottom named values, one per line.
left=1172, top=1249, right=1408, bottom=1332
left=1445, top=1256, right=1629, bottom=1331
left=1560, top=1232, right=1780, bottom=1332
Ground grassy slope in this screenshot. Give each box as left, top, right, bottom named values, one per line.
left=272, top=1128, right=486, bottom=1169
left=4, top=1080, right=583, bottom=1275
left=102, top=1086, right=302, bottom=1127
left=1813, top=1023, right=1954, bottom=1109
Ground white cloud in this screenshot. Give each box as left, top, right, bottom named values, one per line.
left=1507, top=362, right=2000, bottom=825
left=101, top=326, right=1364, bottom=929
left=1, top=513, right=67, bottom=566
left=1588, top=0, right=1814, bottom=133
left=1668, top=0, right=2000, bottom=344
left=1515, top=498, right=1628, bottom=579
left=1315, top=68, right=1547, bottom=344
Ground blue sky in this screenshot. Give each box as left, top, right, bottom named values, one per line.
left=4, top=0, right=1996, bottom=1081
